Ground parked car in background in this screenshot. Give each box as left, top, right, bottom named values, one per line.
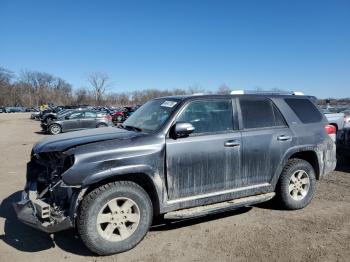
left=0, top=107, right=5, bottom=113
left=31, top=111, right=41, bottom=119
left=322, top=109, right=345, bottom=133
left=41, top=110, right=113, bottom=135
left=111, top=106, right=138, bottom=123
left=14, top=92, right=336, bottom=255
left=337, top=127, right=350, bottom=159
left=341, top=109, right=350, bottom=128
left=4, top=107, right=26, bottom=113
left=40, top=108, right=72, bottom=123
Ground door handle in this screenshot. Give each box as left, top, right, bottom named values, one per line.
left=224, top=140, right=241, bottom=147
left=277, top=135, right=292, bottom=141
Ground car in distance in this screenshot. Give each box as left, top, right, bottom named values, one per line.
left=41, top=110, right=112, bottom=135
left=14, top=92, right=336, bottom=255
left=111, top=106, right=138, bottom=123
left=322, top=109, right=345, bottom=134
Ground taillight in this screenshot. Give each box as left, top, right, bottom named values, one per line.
left=104, top=115, right=112, bottom=121
left=325, top=124, right=336, bottom=142
left=325, top=124, right=336, bottom=135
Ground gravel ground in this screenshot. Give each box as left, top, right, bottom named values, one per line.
left=0, top=113, right=349, bottom=262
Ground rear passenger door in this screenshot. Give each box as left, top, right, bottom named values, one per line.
left=81, top=111, right=97, bottom=128
left=238, top=97, right=292, bottom=186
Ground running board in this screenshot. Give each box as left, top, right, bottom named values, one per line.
left=164, top=192, right=275, bottom=220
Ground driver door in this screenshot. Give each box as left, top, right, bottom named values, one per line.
left=166, top=99, right=242, bottom=200
left=62, top=111, right=84, bottom=131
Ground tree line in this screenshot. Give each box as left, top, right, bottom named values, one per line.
left=0, top=67, right=233, bottom=107
left=1, top=66, right=348, bottom=107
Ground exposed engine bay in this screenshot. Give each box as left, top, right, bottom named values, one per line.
left=14, top=149, right=79, bottom=232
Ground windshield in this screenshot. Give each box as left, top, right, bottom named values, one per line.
left=123, top=99, right=179, bottom=132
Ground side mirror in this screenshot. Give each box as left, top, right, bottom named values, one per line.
left=65, top=115, right=70, bottom=120
left=173, top=122, right=195, bottom=138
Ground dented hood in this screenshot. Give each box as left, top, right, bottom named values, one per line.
left=33, top=127, right=140, bottom=153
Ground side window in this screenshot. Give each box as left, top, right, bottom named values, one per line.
left=68, top=112, right=84, bottom=119
left=285, top=98, right=322, bottom=123
left=239, top=98, right=286, bottom=129
left=85, top=111, right=96, bottom=118
left=177, top=100, right=234, bottom=135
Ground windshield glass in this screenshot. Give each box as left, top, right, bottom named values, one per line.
left=123, top=99, right=179, bottom=132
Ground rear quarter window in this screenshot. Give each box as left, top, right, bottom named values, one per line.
left=285, top=98, right=322, bottom=123
left=239, top=98, right=286, bottom=129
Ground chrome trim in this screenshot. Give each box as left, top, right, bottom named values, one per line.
left=167, top=183, right=270, bottom=204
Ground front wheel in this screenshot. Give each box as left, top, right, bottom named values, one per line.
left=276, top=158, right=316, bottom=210
left=78, top=181, right=153, bottom=255
left=49, top=123, right=62, bottom=135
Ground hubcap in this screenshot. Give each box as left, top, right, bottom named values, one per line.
left=289, top=170, right=310, bottom=201
left=51, top=125, right=60, bottom=134
left=96, top=197, right=140, bottom=242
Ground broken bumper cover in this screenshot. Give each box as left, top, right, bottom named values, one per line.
left=13, top=199, right=73, bottom=233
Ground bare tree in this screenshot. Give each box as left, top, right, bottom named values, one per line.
left=216, top=84, right=231, bottom=94
left=87, top=72, right=109, bottom=106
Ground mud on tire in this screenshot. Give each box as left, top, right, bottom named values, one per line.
left=77, top=181, right=153, bottom=255
left=276, top=158, right=316, bottom=210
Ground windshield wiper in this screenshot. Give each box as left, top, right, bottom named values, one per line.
left=121, top=125, right=143, bottom=132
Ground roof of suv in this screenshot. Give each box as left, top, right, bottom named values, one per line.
left=158, top=93, right=315, bottom=102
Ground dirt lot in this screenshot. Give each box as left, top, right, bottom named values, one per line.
left=0, top=113, right=349, bottom=262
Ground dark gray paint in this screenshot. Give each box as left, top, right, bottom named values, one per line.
left=23, top=94, right=336, bottom=231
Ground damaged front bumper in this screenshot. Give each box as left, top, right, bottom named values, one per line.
left=13, top=194, right=73, bottom=234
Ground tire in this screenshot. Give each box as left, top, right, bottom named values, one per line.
left=48, top=123, right=62, bottom=135
left=97, top=123, right=107, bottom=128
left=276, top=158, right=316, bottom=210
left=116, top=115, right=123, bottom=122
left=78, top=181, right=153, bottom=255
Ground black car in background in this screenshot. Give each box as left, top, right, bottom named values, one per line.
left=41, top=110, right=113, bottom=134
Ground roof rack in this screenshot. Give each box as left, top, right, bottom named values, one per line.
left=230, top=90, right=305, bottom=96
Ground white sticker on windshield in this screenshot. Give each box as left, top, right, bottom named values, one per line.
left=161, top=101, right=177, bottom=108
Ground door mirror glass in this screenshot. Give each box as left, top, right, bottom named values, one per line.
left=174, top=122, right=195, bottom=138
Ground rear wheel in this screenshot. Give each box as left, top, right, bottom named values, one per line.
left=78, top=181, right=153, bottom=255
left=49, top=123, right=61, bottom=135
left=97, top=123, right=107, bottom=128
left=116, top=115, right=123, bottom=122
left=276, top=158, right=316, bottom=210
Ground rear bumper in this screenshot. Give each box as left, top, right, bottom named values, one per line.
left=13, top=198, right=73, bottom=233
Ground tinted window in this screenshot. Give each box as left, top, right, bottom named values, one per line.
left=285, top=98, right=322, bottom=123
left=85, top=111, right=96, bottom=118
left=240, top=98, right=286, bottom=129
left=177, top=100, right=234, bottom=134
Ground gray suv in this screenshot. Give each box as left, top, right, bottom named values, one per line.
left=14, top=93, right=336, bottom=255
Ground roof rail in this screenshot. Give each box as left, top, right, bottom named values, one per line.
left=230, top=90, right=305, bottom=96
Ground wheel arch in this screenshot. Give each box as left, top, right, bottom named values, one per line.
left=271, top=147, right=321, bottom=188
left=288, top=151, right=320, bottom=179
left=72, top=172, right=161, bottom=221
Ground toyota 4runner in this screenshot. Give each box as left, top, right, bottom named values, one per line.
left=14, top=92, right=336, bottom=255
